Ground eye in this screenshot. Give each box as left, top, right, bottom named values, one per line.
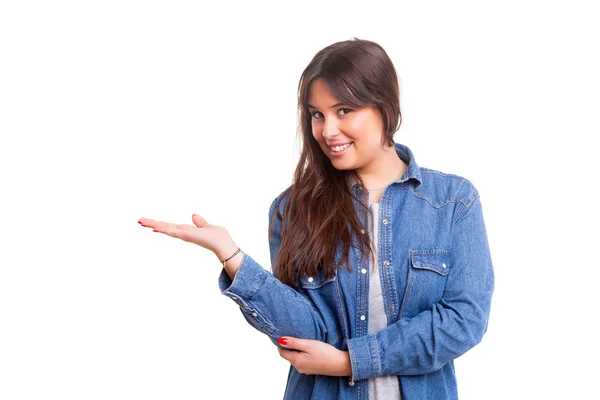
left=310, top=108, right=353, bottom=120
left=310, top=111, right=323, bottom=119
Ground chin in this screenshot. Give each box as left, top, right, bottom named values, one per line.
left=330, top=159, right=354, bottom=171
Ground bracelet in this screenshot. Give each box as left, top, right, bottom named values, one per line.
left=220, top=247, right=242, bottom=268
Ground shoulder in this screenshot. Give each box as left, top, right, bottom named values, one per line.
left=269, top=186, right=293, bottom=218
left=404, top=166, right=480, bottom=209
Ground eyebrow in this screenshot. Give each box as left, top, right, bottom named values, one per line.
left=306, top=102, right=346, bottom=110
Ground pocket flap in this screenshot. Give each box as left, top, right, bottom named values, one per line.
left=298, top=270, right=337, bottom=289
left=410, top=251, right=450, bottom=276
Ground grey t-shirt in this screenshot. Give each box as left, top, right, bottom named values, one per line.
left=368, top=202, right=402, bottom=399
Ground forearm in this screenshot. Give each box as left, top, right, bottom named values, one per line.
left=219, top=252, right=328, bottom=342
left=340, top=351, right=352, bottom=376
left=347, top=293, right=492, bottom=379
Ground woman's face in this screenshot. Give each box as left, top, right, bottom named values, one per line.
left=307, top=78, right=386, bottom=173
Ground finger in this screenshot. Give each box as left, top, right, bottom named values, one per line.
left=139, top=219, right=194, bottom=241
left=161, top=223, right=197, bottom=241
left=192, top=214, right=209, bottom=228
left=137, top=218, right=170, bottom=231
left=279, top=336, right=310, bottom=352
left=138, top=218, right=166, bottom=230
left=277, top=348, right=296, bottom=363
left=137, top=218, right=154, bottom=227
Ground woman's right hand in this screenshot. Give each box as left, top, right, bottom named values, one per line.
left=137, top=214, right=237, bottom=261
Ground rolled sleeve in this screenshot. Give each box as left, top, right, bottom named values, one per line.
left=219, top=252, right=268, bottom=302
left=347, top=334, right=381, bottom=381
left=217, top=251, right=328, bottom=342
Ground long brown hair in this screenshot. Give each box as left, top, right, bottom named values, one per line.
left=270, top=38, right=402, bottom=289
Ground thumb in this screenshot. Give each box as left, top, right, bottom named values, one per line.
left=277, top=336, right=309, bottom=351
left=192, top=214, right=209, bottom=228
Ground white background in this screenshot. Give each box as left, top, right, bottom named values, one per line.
left=1, top=1, right=598, bottom=399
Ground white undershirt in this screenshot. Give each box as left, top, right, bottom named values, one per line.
left=367, top=202, right=402, bottom=399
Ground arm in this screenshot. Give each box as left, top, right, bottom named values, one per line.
left=347, top=187, right=495, bottom=379
left=218, top=195, right=328, bottom=344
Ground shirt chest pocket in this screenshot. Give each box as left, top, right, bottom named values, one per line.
left=298, top=270, right=337, bottom=289
left=400, top=250, right=451, bottom=318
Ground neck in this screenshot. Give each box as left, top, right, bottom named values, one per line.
left=356, top=144, right=407, bottom=190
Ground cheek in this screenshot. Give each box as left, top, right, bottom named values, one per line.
left=311, top=123, right=322, bottom=142
left=344, top=117, right=367, bottom=139
left=349, top=116, right=381, bottom=144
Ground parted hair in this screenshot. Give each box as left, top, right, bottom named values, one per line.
left=269, top=38, right=402, bottom=289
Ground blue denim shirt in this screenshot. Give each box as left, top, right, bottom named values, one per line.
left=219, top=142, right=494, bottom=400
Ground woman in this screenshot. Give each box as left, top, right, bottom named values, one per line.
left=138, top=38, right=494, bottom=399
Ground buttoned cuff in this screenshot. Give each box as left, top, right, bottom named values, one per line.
left=218, top=252, right=268, bottom=303
left=218, top=253, right=279, bottom=335
left=347, top=334, right=381, bottom=381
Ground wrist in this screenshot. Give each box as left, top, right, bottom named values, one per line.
left=216, top=240, right=244, bottom=280
left=340, top=350, right=352, bottom=376
left=214, top=238, right=239, bottom=262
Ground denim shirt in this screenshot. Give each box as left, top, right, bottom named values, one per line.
left=218, top=143, right=495, bottom=400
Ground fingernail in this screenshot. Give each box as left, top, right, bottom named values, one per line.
left=277, top=338, right=287, bottom=345
left=153, top=229, right=158, bottom=232
left=138, top=221, right=143, bottom=225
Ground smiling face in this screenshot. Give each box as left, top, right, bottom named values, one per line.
left=307, top=78, right=387, bottom=174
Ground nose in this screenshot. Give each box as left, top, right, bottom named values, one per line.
left=322, top=115, right=340, bottom=140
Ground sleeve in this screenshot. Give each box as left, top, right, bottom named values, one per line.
left=347, top=183, right=495, bottom=379
left=217, top=195, right=328, bottom=345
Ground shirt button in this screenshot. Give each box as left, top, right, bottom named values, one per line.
left=307, top=276, right=314, bottom=283
left=390, top=306, right=395, bottom=312
left=360, top=315, right=366, bottom=321
left=383, top=260, right=390, bottom=266
left=442, top=263, right=447, bottom=268
left=252, top=312, right=258, bottom=317
left=230, top=296, right=237, bottom=300
left=382, top=219, right=388, bottom=224
left=361, top=268, right=367, bottom=274
left=360, top=229, right=366, bottom=234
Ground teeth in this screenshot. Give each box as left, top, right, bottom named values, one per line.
left=331, top=143, right=351, bottom=152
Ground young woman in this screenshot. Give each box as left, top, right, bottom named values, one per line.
left=138, top=38, right=495, bottom=400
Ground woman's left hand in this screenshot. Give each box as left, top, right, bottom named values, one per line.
left=277, top=337, right=352, bottom=376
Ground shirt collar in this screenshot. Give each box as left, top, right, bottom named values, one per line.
left=346, top=142, right=422, bottom=189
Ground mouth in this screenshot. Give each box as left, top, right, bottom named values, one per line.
left=328, top=142, right=353, bottom=157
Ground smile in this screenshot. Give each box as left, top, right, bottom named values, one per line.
left=328, top=142, right=353, bottom=157
left=329, top=142, right=352, bottom=152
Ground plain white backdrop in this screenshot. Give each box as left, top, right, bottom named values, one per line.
left=1, top=1, right=598, bottom=399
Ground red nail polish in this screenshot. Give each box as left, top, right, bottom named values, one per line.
left=153, top=229, right=158, bottom=232
left=278, top=338, right=287, bottom=345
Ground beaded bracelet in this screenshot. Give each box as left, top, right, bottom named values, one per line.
left=220, top=247, right=242, bottom=268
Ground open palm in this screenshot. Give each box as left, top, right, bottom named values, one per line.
left=138, top=214, right=231, bottom=255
